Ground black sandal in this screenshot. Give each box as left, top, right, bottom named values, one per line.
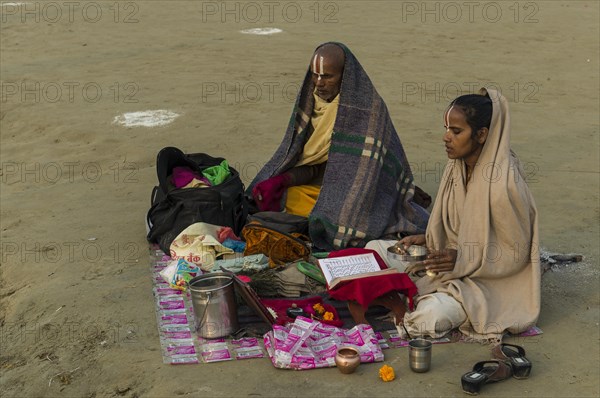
left=461, top=360, right=513, bottom=395
left=492, top=343, right=532, bottom=379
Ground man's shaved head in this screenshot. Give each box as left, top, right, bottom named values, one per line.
left=310, top=43, right=345, bottom=102
left=313, top=43, right=345, bottom=72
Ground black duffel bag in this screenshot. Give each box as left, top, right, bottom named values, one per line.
left=146, top=147, right=247, bottom=254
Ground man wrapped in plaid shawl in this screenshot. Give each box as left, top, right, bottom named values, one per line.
left=248, top=42, right=429, bottom=251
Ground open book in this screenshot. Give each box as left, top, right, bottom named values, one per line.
left=317, top=253, right=399, bottom=290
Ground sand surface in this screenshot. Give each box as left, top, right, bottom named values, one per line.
left=1, top=1, right=599, bottom=396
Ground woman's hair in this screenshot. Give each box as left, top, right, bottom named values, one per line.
left=448, top=94, right=493, bottom=137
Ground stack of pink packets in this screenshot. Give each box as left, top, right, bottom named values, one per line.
left=264, top=316, right=384, bottom=370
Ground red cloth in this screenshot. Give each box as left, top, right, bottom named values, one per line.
left=216, top=226, right=240, bottom=242
left=326, top=248, right=417, bottom=310
left=171, top=166, right=209, bottom=188
left=251, top=173, right=292, bottom=211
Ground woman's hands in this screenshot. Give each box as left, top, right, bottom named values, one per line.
left=397, top=234, right=426, bottom=249
left=398, top=235, right=457, bottom=275
left=420, top=249, right=458, bottom=273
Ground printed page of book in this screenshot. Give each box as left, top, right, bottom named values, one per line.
left=317, top=253, right=381, bottom=285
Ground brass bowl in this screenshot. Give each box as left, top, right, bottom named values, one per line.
left=335, top=346, right=360, bottom=374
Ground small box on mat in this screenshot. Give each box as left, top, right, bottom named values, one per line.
left=159, top=258, right=200, bottom=291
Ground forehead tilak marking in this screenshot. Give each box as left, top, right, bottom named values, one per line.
left=312, top=54, right=325, bottom=80
left=445, top=105, right=455, bottom=127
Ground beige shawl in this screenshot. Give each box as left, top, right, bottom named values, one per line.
left=295, top=92, right=340, bottom=167
left=417, top=88, right=541, bottom=341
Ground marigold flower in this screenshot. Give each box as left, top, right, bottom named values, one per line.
left=312, top=303, right=325, bottom=315
left=379, top=364, right=395, bottom=382
left=323, top=311, right=334, bottom=321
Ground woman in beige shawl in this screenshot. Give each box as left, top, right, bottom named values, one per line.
left=396, top=88, right=540, bottom=342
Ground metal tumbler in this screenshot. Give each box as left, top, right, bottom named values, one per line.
left=408, top=338, right=432, bottom=373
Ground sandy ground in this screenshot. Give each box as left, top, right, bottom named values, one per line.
left=1, top=1, right=599, bottom=397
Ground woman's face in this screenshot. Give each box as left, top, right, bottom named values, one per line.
left=443, top=106, right=485, bottom=165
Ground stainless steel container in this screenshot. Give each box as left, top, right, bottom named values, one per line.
left=408, top=338, right=432, bottom=373
left=387, top=245, right=428, bottom=271
left=188, top=273, right=238, bottom=339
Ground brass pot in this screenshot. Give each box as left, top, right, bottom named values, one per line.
left=335, top=347, right=360, bottom=374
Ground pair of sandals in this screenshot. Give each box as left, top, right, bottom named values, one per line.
left=461, top=344, right=532, bottom=395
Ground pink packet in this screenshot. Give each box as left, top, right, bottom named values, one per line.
left=234, top=346, right=264, bottom=360
left=313, top=344, right=337, bottom=359
left=167, top=355, right=199, bottom=365
left=160, top=312, right=189, bottom=326
left=344, top=328, right=366, bottom=345
left=278, top=332, right=302, bottom=353
left=201, top=343, right=232, bottom=362
left=291, top=354, right=316, bottom=369
left=157, top=298, right=186, bottom=311
left=153, top=266, right=167, bottom=273
left=388, top=332, right=403, bottom=342
left=154, top=287, right=183, bottom=296
left=198, top=337, right=226, bottom=344
left=359, top=351, right=376, bottom=363
left=517, top=326, right=543, bottom=337
left=166, top=344, right=197, bottom=356
left=312, top=322, right=339, bottom=337
left=272, top=326, right=288, bottom=342
left=155, top=282, right=170, bottom=289
left=162, top=329, right=193, bottom=340
left=231, top=337, right=259, bottom=348
left=282, top=317, right=318, bottom=354
left=263, top=332, right=273, bottom=352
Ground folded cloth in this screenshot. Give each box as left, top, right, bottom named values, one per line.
left=172, top=166, right=210, bottom=188
left=221, top=238, right=245, bottom=253
left=202, top=159, right=231, bottom=186
left=217, top=226, right=241, bottom=242
left=170, top=222, right=234, bottom=271
left=326, top=248, right=417, bottom=309
left=183, top=178, right=211, bottom=189
left=212, top=254, right=269, bottom=273
left=250, top=266, right=315, bottom=298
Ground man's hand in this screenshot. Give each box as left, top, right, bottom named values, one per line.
left=252, top=173, right=292, bottom=212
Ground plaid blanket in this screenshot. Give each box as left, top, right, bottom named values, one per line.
left=249, top=43, right=429, bottom=250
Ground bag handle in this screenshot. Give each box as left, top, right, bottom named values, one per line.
left=155, top=147, right=194, bottom=194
